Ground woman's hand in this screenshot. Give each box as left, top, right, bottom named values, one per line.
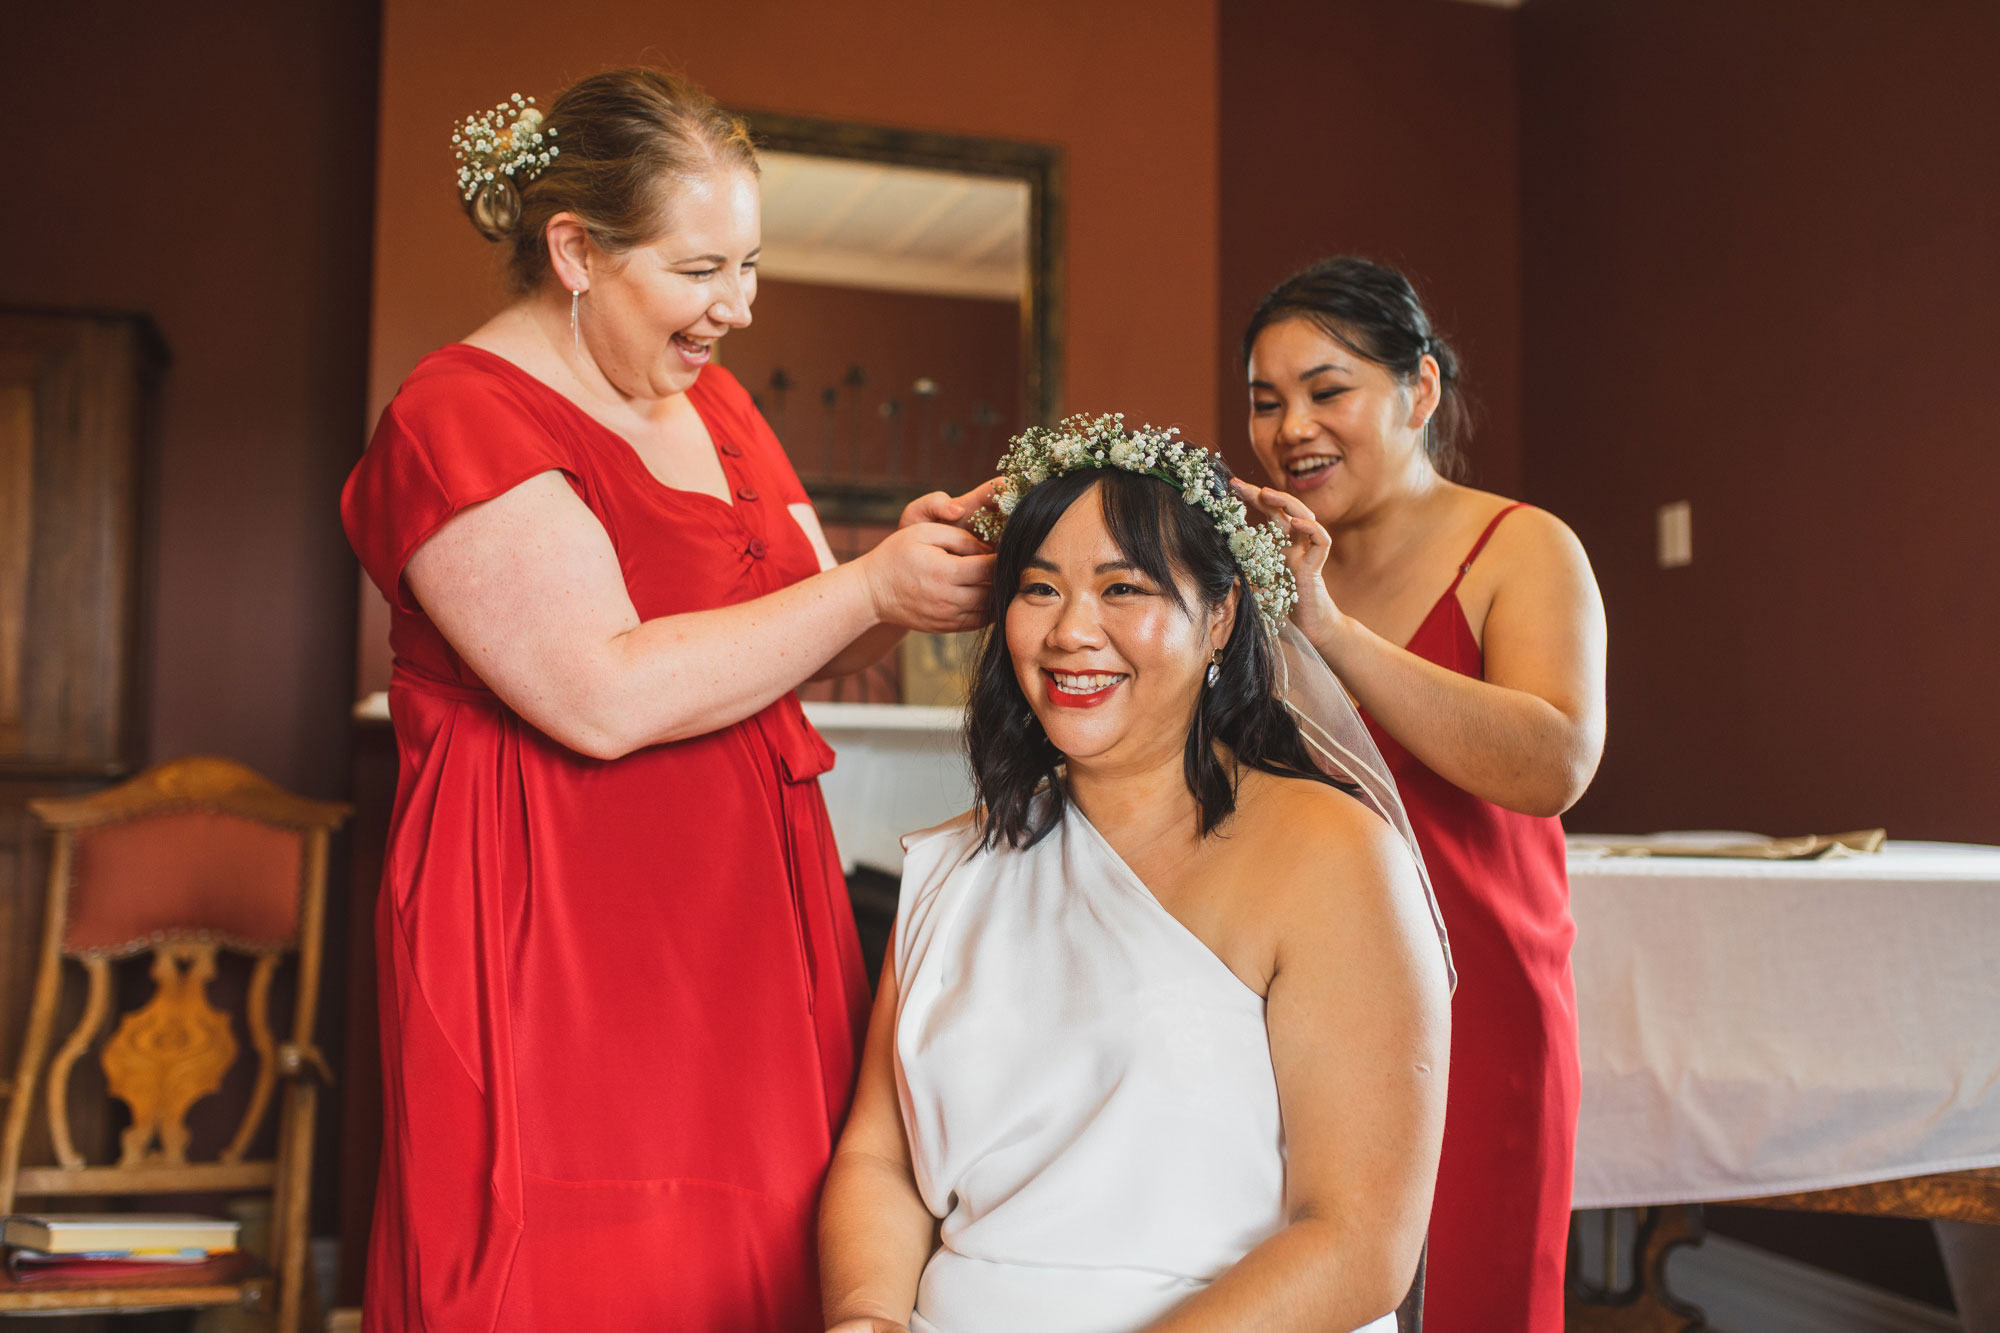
left=1232, top=479, right=1345, bottom=649
left=899, top=478, right=1002, bottom=531
left=859, top=522, right=995, bottom=634
left=1226, top=482, right=1609, bottom=816
left=825, top=1320, right=910, bottom=1333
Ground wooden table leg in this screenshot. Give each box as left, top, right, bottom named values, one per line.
left=1565, top=1206, right=1711, bottom=1332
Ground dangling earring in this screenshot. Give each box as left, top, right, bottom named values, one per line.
left=1205, top=650, right=1221, bottom=688
left=569, top=288, right=581, bottom=358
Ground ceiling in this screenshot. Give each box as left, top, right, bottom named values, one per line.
left=756, top=150, right=1029, bottom=303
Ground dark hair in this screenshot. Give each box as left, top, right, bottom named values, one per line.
left=1240, top=256, right=1470, bottom=480
left=966, top=466, right=1341, bottom=850
left=462, top=67, right=759, bottom=293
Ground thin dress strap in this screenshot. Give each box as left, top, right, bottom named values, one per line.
left=1443, top=501, right=1530, bottom=597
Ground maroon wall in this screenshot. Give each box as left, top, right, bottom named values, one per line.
left=367, top=0, right=1220, bottom=431
left=720, top=278, right=1023, bottom=494
left=3, top=1, right=377, bottom=799
left=1218, top=0, right=1523, bottom=496
left=1520, top=0, right=2000, bottom=843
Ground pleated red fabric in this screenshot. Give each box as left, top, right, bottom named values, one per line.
left=1362, top=503, right=1579, bottom=1333
left=341, top=346, right=871, bottom=1332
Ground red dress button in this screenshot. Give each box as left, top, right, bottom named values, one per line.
left=736, top=485, right=758, bottom=502
left=747, top=537, right=768, bottom=559
left=719, top=442, right=743, bottom=457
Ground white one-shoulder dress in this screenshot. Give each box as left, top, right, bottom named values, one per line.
left=893, top=807, right=1398, bottom=1333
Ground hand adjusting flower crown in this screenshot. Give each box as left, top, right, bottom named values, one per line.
left=971, top=414, right=1299, bottom=628
left=452, top=94, right=559, bottom=201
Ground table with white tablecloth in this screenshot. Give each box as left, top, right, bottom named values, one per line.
left=805, top=704, right=2000, bottom=1215
left=1568, top=840, right=2000, bottom=1211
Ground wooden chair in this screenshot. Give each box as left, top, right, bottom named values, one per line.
left=0, top=756, right=349, bottom=1330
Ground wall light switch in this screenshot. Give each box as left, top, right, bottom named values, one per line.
left=1656, top=501, right=1692, bottom=569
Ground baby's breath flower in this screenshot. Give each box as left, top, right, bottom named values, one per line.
left=451, top=94, right=561, bottom=202
left=975, top=413, right=1298, bottom=629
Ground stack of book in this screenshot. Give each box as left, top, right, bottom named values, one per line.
left=1, top=1214, right=242, bottom=1283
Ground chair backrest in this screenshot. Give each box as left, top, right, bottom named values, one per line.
left=0, top=756, right=349, bottom=1215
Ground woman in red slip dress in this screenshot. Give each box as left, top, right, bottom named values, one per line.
left=340, top=70, right=993, bottom=1332
left=1236, top=257, right=1608, bottom=1332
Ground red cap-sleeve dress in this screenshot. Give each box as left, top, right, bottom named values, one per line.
left=341, top=345, right=870, bottom=1332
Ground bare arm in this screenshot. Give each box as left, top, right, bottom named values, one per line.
left=1242, top=483, right=1606, bottom=816
left=403, top=471, right=993, bottom=759
left=820, top=948, right=934, bottom=1333
left=1145, top=806, right=1450, bottom=1331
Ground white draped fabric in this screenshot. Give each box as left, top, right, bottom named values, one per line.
left=1569, top=839, right=2000, bottom=1208
left=893, top=809, right=1397, bottom=1333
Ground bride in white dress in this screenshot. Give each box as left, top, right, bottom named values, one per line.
left=820, top=420, right=1453, bottom=1333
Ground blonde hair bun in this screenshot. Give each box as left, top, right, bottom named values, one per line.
left=452, top=68, right=758, bottom=293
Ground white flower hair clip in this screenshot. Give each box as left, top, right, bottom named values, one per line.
left=973, top=413, right=1299, bottom=628
left=452, top=93, right=559, bottom=202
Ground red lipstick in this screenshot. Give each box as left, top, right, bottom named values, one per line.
left=1044, top=670, right=1123, bottom=709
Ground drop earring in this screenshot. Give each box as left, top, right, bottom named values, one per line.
left=570, top=288, right=581, bottom=357
left=1206, top=651, right=1221, bottom=688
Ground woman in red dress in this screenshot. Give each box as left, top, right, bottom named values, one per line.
left=1235, top=258, right=1607, bottom=1331
left=341, top=69, right=993, bottom=1332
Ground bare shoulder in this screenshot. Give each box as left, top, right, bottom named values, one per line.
left=1229, top=771, right=1417, bottom=912
left=1446, top=490, right=1600, bottom=643
left=1230, top=772, right=1445, bottom=998
left=1476, top=495, right=1593, bottom=578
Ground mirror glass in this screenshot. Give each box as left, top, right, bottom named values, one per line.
left=723, top=151, right=1029, bottom=508
left=720, top=116, right=1064, bottom=705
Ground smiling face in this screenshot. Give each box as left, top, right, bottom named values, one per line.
left=1004, top=483, right=1233, bottom=777
left=1246, top=316, right=1437, bottom=526
left=582, top=167, right=761, bottom=399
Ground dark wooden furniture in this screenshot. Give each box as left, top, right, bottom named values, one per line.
left=0, top=309, right=160, bottom=778
left=1566, top=1173, right=2000, bottom=1330
left=0, top=310, right=166, bottom=1259
left=0, top=757, right=349, bottom=1329
left=1724, top=1164, right=2000, bottom=1225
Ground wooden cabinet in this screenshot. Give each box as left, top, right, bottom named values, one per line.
left=0, top=309, right=164, bottom=1128
left=0, top=309, right=164, bottom=778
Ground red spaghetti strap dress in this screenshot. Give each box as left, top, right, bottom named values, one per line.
left=1362, top=502, right=1578, bottom=1333
left=340, top=345, right=871, bottom=1333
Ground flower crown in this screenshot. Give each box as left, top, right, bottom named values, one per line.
left=452, top=94, right=560, bottom=202
left=971, top=414, right=1299, bottom=628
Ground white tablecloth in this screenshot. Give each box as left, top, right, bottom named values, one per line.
left=1569, top=839, right=2000, bottom=1209
left=804, top=708, right=2000, bottom=1213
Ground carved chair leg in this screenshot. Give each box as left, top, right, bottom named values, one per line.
left=272, top=1080, right=319, bottom=1333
